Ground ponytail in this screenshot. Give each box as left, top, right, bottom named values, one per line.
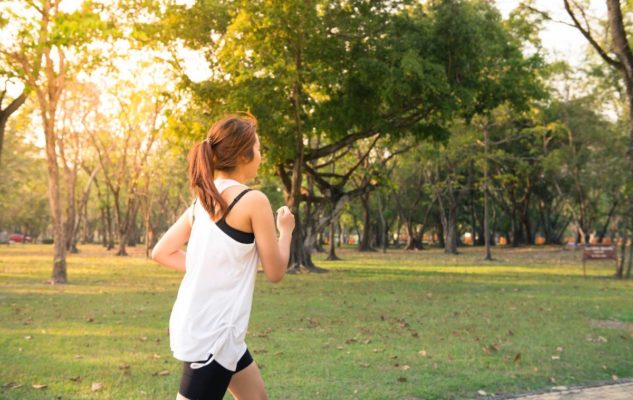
left=187, top=140, right=228, bottom=220
left=187, top=113, right=258, bottom=221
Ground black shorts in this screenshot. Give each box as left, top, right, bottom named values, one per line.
left=178, top=349, right=254, bottom=400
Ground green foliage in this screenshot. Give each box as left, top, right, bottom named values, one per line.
left=430, top=0, right=545, bottom=118
left=0, top=113, right=49, bottom=237
left=161, top=0, right=527, bottom=171
left=50, top=4, right=112, bottom=47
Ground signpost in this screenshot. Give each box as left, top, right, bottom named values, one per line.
left=582, top=244, right=617, bottom=277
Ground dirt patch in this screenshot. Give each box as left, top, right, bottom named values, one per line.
left=590, top=319, right=633, bottom=331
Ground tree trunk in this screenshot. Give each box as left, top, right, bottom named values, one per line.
left=598, top=200, right=619, bottom=242
left=63, top=159, right=82, bottom=253
left=438, top=192, right=458, bottom=254
left=100, top=207, right=107, bottom=247
left=617, top=226, right=627, bottom=278
left=44, top=122, right=67, bottom=283
left=326, top=215, right=340, bottom=260
left=106, top=202, right=114, bottom=250
left=358, top=191, right=375, bottom=252
left=436, top=220, right=445, bottom=248
left=626, top=230, right=633, bottom=279
left=483, top=125, right=493, bottom=260
left=404, top=221, right=423, bottom=250
left=445, top=205, right=458, bottom=254
left=145, top=215, right=153, bottom=258
left=71, top=165, right=98, bottom=249
left=337, top=220, right=343, bottom=248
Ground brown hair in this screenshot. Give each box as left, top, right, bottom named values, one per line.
left=188, top=113, right=258, bottom=220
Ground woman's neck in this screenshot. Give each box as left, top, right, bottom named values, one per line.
left=214, top=172, right=246, bottom=184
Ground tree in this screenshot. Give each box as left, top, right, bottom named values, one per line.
left=0, top=0, right=110, bottom=283
left=432, top=0, right=545, bottom=258
left=389, top=141, right=436, bottom=250
left=88, top=80, right=169, bottom=256
left=161, top=0, right=468, bottom=271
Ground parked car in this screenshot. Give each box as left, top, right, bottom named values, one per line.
left=9, top=233, right=32, bottom=243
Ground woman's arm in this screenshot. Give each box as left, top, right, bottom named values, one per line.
left=249, top=191, right=295, bottom=283
left=151, top=207, right=192, bottom=273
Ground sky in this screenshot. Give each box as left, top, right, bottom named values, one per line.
left=495, top=0, right=606, bottom=68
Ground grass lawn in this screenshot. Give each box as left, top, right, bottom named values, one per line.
left=1, top=244, right=632, bottom=399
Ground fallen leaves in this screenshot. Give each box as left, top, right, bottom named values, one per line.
left=91, top=382, right=103, bottom=392
left=482, top=343, right=500, bottom=354
left=372, top=348, right=384, bottom=353
left=3, top=382, right=23, bottom=389
left=32, top=383, right=47, bottom=389
left=254, top=327, right=273, bottom=338
left=585, top=334, right=608, bottom=343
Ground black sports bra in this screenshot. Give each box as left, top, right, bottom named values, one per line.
left=192, top=189, right=255, bottom=244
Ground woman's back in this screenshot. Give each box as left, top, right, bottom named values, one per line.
left=151, top=113, right=295, bottom=399
left=170, top=178, right=259, bottom=371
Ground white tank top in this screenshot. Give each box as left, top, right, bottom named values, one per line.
left=169, top=178, right=259, bottom=371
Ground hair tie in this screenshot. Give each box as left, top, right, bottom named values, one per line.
left=205, top=136, right=223, bottom=146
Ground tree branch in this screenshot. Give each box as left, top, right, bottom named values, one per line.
left=563, top=0, right=623, bottom=70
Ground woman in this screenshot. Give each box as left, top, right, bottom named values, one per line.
left=151, top=113, right=295, bottom=400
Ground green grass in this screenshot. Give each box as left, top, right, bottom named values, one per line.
left=1, top=244, right=632, bottom=399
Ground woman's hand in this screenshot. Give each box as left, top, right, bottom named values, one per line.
left=276, top=206, right=295, bottom=235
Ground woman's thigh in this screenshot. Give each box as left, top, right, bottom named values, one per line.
left=178, top=357, right=233, bottom=400
left=227, top=362, right=267, bottom=400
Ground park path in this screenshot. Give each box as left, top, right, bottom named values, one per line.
left=497, top=380, right=633, bottom=399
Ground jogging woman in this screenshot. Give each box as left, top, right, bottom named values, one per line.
left=151, top=113, right=295, bottom=400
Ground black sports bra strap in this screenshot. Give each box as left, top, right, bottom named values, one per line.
left=221, top=188, right=252, bottom=220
